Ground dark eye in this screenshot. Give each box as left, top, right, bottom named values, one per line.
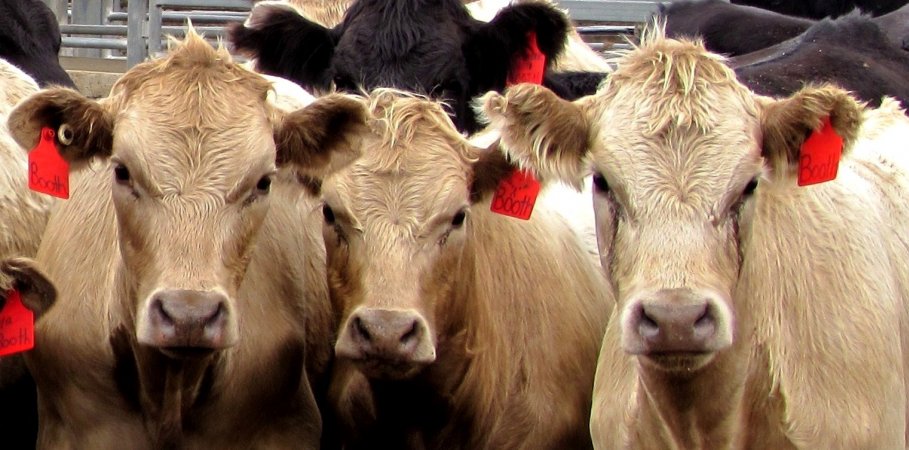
left=592, top=173, right=609, bottom=193
left=322, top=204, right=336, bottom=224
left=256, top=175, right=272, bottom=193
left=451, top=210, right=466, bottom=228
left=743, top=178, right=759, bottom=197
left=114, top=164, right=131, bottom=184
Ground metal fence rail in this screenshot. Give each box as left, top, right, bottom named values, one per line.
left=45, top=0, right=719, bottom=70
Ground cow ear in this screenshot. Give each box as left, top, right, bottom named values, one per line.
left=469, top=140, right=519, bottom=204
left=478, top=83, right=591, bottom=190
left=229, top=3, right=336, bottom=91
left=761, top=85, right=863, bottom=178
left=275, top=93, right=368, bottom=180
left=0, top=258, right=57, bottom=319
left=8, top=88, right=113, bottom=168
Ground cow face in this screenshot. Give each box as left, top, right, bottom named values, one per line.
left=7, top=32, right=366, bottom=357
left=228, top=0, right=571, bottom=132
left=319, top=90, right=510, bottom=380
left=482, top=34, right=862, bottom=374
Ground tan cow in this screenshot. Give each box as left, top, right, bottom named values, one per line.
left=313, top=89, right=610, bottom=449
left=253, top=0, right=352, bottom=28
left=481, top=27, right=909, bottom=449
left=7, top=30, right=367, bottom=448
left=0, top=59, right=55, bottom=261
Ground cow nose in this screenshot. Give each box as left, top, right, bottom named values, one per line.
left=623, top=288, right=732, bottom=355
left=142, top=289, right=234, bottom=350
left=336, top=308, right=436, bottom=365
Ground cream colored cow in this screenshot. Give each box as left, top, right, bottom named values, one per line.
left=7, top=30, right=366, bottom=448
left=481, top=27, right=909, bottom=449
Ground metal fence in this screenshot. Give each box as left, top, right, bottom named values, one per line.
left=43, top=0, right=686, bottom=70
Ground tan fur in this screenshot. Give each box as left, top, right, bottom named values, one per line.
left=11, top=29, right=363, bottom=448
left=254, top=0, right=352, bottom=28
left=321, top=89, right=611, bottom=449
left=484, top=25, right=909, bottom=449
left=0, top=59, right=55, bottom=262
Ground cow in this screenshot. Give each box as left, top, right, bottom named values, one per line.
left=252, top=0, right=353, bottom=27
left=0, top=258, right=56, bottom=449
left=0, top=57, right=58, bottom=450
left=0, top=0, right=75, bottom=88
left=229, top=0, right=605, bottom=133
left=306, top=89, right=611, bottom=449
left=662, top=0, right=909, bottom=57
left=731, top=14, right=909, bottom=109
left=480, top=27, right=909, bottom=448
left=661, top=0, right=815, bottom=56
left=732, top=0, right=909, bottom=19
left=6, top=30, right=368, bottom=448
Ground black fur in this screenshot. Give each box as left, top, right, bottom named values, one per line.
left=731, top=0, right=908, bottom=19
left=229, top=0, right=580, bottom=133
left=0, top=0, right=75, bottom=88
left=732, top=14, right=909, bottom=108
left=660, top=0, right=814, bottom=56
left=543, top=70, right=607, bottom=100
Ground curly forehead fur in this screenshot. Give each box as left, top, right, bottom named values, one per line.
left=363, top=89, right=478, bottom=173
left=108, top=29, right=272, bottom=117
left=602, top=24, right=751, bottom=135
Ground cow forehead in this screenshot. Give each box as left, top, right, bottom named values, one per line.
left=588, top=36, right=763, bottom=211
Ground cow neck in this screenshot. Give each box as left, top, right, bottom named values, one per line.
left=110, top=263, right=221, bottom=447
left=633, top=343, right=750, bottom=448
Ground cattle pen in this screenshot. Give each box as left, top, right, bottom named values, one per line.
left=39, top=0, right=715, bottom=96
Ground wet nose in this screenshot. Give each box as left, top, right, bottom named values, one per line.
left=336, top=308, right=436, bottom=364
left=623, top=288, right=731, bottom=354
left=143, top=289, right=233, bottom=349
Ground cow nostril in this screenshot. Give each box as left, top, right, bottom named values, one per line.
left=153, top=299, right=174, bottom=325
left=400, top=321, right=420, bottom=344
left=693, top=307, right=716, bottom=338
left=205, top=303, right=225, bottom=326
left=353, top=316, right=372, bottom=342
left=639, top=309, right=659, bottom=339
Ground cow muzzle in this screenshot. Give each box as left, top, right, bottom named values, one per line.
left=335, top=307, right=436, bottom=379
left=621, top=288, right=733, bottom=370
left=138, top=289, right=237, bottom=354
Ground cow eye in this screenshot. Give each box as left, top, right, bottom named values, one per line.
left=322, top=204, right=336, bottom=224
left=592, top=173, right=609, bottom=193
left=256, top=175, right=272, bottom=193
left=113, top=164, right=131, bottom=184
left=451, top=209, right=467, bottom=229
left=743, top=177, right=758, bottom=197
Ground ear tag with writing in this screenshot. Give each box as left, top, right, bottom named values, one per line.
left=492, top=32, right=545, bottom=220
left=507, top=31, right=546, bottom=85
left=798, top=117, right=842, bottom=186
left=490, top=169, right=542, bottom=220
left=0, top=291, right=35, bottom=357
left=28, top=127, right=70, bottom=199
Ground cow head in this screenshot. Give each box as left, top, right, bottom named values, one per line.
left=228, top=0, right=570, bottom=132
left=310, top=90, right=513, bottom=379
left=7, top=31, right=366, bottom=358
left=481, top=32, right=863, bottom=374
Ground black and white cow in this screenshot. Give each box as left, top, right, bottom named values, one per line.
left=229, top=0, right=602, bottom=133
left=0, top=0, right=75, bottom=88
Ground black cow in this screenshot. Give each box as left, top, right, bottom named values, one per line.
left=661, top=0, right=814, bottom=56
left=0, top=0, right=75, bottom=88
left=230, top=0, right=597, bottom=133
left=662, top=0, right=909, bottom=56
left=732, top=0, right=909, bottom=19
left=732, top=14, right=909, bottom=108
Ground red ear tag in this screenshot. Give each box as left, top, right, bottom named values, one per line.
left=490, top=169, right=541, bottom=220
left=28, top=127, right=70, bottom=199
left=507, top=31, right=546, bottom=86
left=0, top=291, right=35, bottom=357
left=797, top=117, right=842, bottom=186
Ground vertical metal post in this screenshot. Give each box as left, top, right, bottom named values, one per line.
left=127, top=0, right=149, bottom=67
left=148, top=0, right=163, bottom=58
left=72, top=0, right=104, bottom=57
